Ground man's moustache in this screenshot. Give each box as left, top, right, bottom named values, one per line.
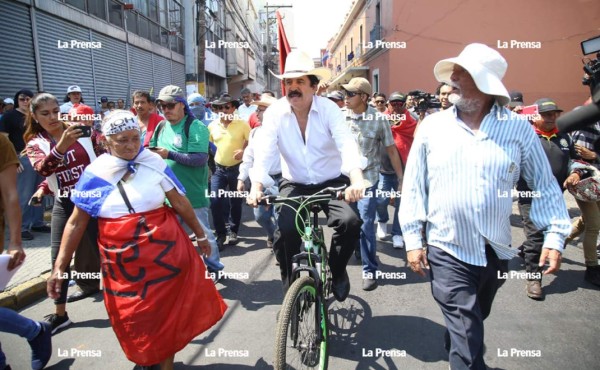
left=287, top=91, right=302, bottom=98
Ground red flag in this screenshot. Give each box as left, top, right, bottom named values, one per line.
left=276, top=11, right=291, bottom=96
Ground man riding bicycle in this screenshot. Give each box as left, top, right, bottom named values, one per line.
left=247, top=50, right=366, bottom=302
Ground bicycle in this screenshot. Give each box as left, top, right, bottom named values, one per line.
left=261, top=185, right=346, bottom=370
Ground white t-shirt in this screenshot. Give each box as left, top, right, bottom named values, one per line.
left=98, top=165, right=175, bottom=218
left=237, top=104, right=257, bottom=121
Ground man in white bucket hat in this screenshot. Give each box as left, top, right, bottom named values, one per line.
left=247, top=50, right=367, bottom=302
left=400, top=43, right=571, bottom=369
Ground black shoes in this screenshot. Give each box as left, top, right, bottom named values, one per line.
left=216, top=234, right=226, bottom=251
left=21, top=230, right=34, bottom=241
left=362, top=277, right=378, bottom=291
left=31, top=225, right=51, bottom=233
left=43, top=312, right=72, bottom=335
left=67, top=288, right=100, bottom=303
left=28, top=321, right=52, bottom=370
left=332, top=271, right=350, bottom=302
left=584, top=265, right=600, bottom=287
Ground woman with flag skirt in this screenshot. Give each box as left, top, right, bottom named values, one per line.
left=47, top=110, right=227, bottom=370
left=24, top=93, right=103, bottom=335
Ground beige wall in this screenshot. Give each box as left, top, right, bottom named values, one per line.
left=347, top=0, right=600, bottom=110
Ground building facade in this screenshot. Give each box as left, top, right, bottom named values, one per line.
left=1, top=0, right=187, bottom=108
left=326, top=0, right=600, bottom=110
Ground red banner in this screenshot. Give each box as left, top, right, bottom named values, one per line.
left=98, top=206, right=227, bottom=365
left=276, top=10, right=291, bottom=96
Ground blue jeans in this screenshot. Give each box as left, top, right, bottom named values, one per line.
left=210, top=164, right=242, bottom=236
left=0, top=307, right=41, bottom=366
left=193, top=207, right=224, bottom=272
left=357, top=182, right=379, bottom=274
left=254, top=206, right=276, bottom=240
left=375, top=173, right=402, bottom=236
left=17, top=155, right=45, bottom=231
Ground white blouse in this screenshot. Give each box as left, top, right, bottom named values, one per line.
left=97, top=165, right=175, bottom=219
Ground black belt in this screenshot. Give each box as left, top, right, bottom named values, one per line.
left=216, top=163, right=240, bottom=170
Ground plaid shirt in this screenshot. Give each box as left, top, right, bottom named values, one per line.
left=346, top=106, right=395, bottom=185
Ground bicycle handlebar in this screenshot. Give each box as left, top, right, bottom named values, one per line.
left=257, top=185, right=347, bottom=206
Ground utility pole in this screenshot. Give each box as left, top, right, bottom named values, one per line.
left=196, top=0, right=207, bottom=95
left=264, top=3, right=292, bottom=92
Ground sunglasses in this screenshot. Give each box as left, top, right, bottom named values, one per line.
left=345, top=91, right=359, bottom=98
left=222, top=104, right=233, bottom=110
left=389, top=100, right=405, bottom=105
left=375, top=100, right=386, bottom=104
left=158, top=102, right=178, bottom=110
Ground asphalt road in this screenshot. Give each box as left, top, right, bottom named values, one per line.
left=1, top=196, right=600, bottom=370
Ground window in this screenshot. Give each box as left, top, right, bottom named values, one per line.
left=88, top=0, right=106, bottom=19
left=108, top=0, right=123, bottom=28
left=169, top=0, right=182, bottom=35
left=159, top=0, right=168, bottom=28
left=65, top=0, right=86, bottom=11
left=139, top=17, right=149, bottom=39
left=150, top=22, right=161, bottom=44
left=126, top=11, right=137, bottom=34
left=133, top=0, right=148, bottom=17
left=148, top=0, right=158, bottom=22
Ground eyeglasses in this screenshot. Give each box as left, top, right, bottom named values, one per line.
left=375, top=100, right=386, bottom=104
left=18, top=96, right=31, bottom=102
left=158, top=102, right=178, bottom=110
left=345, top=91, right=359, bottom=98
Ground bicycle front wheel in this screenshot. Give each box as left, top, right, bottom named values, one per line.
left=274, top=276, right=329, bottom=370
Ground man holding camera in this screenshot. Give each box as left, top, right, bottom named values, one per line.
left=400, top=43, right=570, bottom=369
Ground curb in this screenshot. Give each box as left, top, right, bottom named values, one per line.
left=0, top=272, right=51, bottom=310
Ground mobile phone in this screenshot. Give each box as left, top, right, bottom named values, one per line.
left=28, top=196, right=42, bottom=206
left=78, top=125, right=92, bottom=137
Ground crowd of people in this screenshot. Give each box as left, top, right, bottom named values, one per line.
left=1, top=43, right=599, bottom=369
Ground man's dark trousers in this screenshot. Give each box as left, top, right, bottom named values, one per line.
left=274, top=176, right=362, bottom=293
left=428, top=244, right=508, bottom=370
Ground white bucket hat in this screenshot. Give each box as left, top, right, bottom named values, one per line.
left=433, top=43, right=510, bottom=106
left=271, top=50, right=331, bottom=81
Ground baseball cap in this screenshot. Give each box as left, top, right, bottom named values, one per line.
left=508, top=90, right=524, bottom=108
left=98, top=96, right=108, bottom=103
left=326, top=91, right=344, bottom=101
left=3, top=98, right=14, bottom=105
left=70, top=104, right=95, bottom=116
left=388, top=92, right=407, bottom=102
left=342, top=77, right=373, bottom=96
left=534, top=98, right=563, bottom=113
left=157, top=85, right=184, bottom=103
left=67, top=85, right=82, bottom=93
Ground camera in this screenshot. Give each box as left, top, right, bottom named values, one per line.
left=408, top=90, right=442, bottom=113
left=582, top=35, right=600, bottom=92
left=557, top=34, right=600, bottom=132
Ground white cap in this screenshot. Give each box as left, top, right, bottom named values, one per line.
left=3, top=98, right=14, bottom=105
left=67, top=85, right=82, bottom=93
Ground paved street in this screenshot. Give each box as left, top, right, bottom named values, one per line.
left=1, top=194, right=600, bottom=369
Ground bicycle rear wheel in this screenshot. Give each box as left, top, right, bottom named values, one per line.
left=274, top=276, right=329, bottom=370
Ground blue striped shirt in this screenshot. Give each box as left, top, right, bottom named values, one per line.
left=399, top=104, right=571, bottom=266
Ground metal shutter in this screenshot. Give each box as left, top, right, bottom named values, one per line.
left=129, top=45, right=154, bottom=95
left=153, top=54, right=171, bottom=92
left=36, top=12, right=94, bottom=102
left=91, top=32, right=129, bottom=104
left=0, top=0, right=38, bottom=97
left=171, top=61, right=185, bottom=92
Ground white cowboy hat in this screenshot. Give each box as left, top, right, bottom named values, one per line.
left=251, top=93, right=278, bottom=107
left=433, top=43, right=510, bottom=106
left=270, top=50, right=331, bottom=81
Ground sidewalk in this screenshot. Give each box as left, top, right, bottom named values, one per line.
left=0, top=229, right=52, bottom=309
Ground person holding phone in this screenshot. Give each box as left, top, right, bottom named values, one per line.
left=24, top=93, right=102, bottom=335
